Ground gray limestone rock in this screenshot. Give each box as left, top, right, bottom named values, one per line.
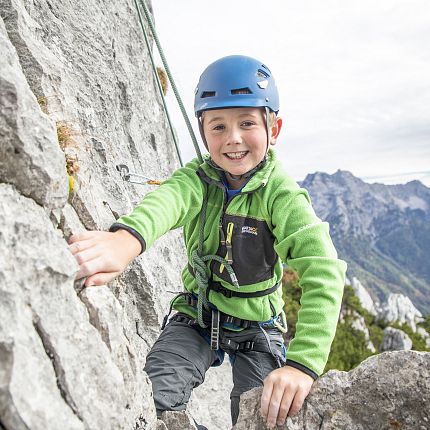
left=0, top=15, right=68, bottom=209
left=0, top=184, right=147, bottom=429
left=160, top=411, right=198, bottom=430
left=79, top=285, right=157, bottom=427
left=188, top=360, right=233, bottom=429
left=0, top=0, right=220, bottom=428
left=350, top=276, right=377, bottom=316
left=233, top=351, right=430, bottom=430
left=381, top=327, right=413, bottom=352
left=349, top=311, right=376, bottom=353
left=378, top=293, right=423, bottom=332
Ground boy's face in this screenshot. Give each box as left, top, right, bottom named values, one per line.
left=202, top=107, right=282, bottom=186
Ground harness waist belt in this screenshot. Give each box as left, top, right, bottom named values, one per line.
left=187, top=263, right=281, bottom=299
left=170, top=313, right=273, bottom=354
left=184, top=294, right=254, bottom=329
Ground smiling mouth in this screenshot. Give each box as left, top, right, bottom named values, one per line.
left=224, top=151, right=248, bottom=160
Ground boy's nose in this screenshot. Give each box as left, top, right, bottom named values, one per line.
left=226, top=127, right=243, bottom=145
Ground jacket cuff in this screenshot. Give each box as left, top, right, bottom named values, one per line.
left=109, top=223, right=146, bottom=254
left=285, top=359, right=318, bottom=380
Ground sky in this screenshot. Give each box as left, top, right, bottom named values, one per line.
left=151, top=0, right=430, bottom=186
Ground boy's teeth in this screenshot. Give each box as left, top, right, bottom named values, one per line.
left=226, top=151, right=247, bottom=159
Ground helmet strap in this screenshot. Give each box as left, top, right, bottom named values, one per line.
left=265, top=106, right=271, bottom=152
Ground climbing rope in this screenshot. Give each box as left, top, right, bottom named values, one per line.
left=133, top=0, right=183, bottom=166
left=133, top=2, right=239, bottom=329
left=190, top=188, right=239, bottom=328
left=134, top=0, right=204, bottom=164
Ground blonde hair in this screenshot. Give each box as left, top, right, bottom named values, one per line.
left=200, top=108, right=278, bottom=126
left=267, top=110, right=278, bottom=127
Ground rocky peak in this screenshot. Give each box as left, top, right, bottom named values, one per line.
left=301, top=169, right=430, bottom=314
left=378, top=293, right=424, bottom=332
left=350, top=276, right=378, bottom=316
left=301, top=169, right=430, bottom=240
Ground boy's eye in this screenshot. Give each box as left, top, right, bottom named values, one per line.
left=212, top=124, right=225, bottom=131
left=241, top=121, right=255, bottom=127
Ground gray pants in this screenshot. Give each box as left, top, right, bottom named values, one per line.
left=144, top=315, right=286, bottom=425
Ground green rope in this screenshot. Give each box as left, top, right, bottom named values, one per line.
left=134, top=2, right=236, bottom=327
left=136, top=0, right=203, bottom=164
left=134, top=0, right=183, bottom=166
left=191, top=190, right=239, bottom=328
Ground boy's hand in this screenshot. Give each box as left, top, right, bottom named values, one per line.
left=68, top=230, right=141, bottom=286
left=260, top=365, right=314, bottom=428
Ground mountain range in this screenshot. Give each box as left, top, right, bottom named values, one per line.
left=300, top=170, right=430, bottom=314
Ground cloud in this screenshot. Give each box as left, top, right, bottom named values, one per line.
left=153, top=0, right=430, bottom=186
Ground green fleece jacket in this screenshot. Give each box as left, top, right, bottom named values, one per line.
left=111, top=150, right=347, bottom=377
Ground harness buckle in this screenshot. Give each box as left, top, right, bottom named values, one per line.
left=210, top=309, right=220, bottom=350
left=220, top=288, right=233, bottom=298
left=209, top=281, right=233, bottom=298
left=241, top=340, right=255, bottom=352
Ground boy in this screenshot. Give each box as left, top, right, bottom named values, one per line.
left=69, top=55, right=346, bottom=428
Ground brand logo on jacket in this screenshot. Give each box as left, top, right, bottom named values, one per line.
left=241, top=226, right=258, bottom=236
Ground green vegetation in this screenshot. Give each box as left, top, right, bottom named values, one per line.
left=281, top=268, right=430, bottom=373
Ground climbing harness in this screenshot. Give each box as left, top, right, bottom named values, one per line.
left=164, top=306, right=286, bottom=367
left=162, top=288, right=287, bottom=352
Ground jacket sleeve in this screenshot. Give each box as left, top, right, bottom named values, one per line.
left=270, top=186, right=347, bottom=376
left=110, top=159, right=205, bottom=252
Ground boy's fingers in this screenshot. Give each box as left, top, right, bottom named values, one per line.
left=288, top=390, right=306, bottom=417
left=68, top=238, right=96, bottom=256
left=277, top=390, right=295, bottom=425
left=266, top=386, right=285, bottom=428
left=75, top=257, right=107, bottom=280
left=74, top=246, right=102, bottom=266
left=68, top=231, right=96, bottom=244
left=85, top=271, right=120, bottom=286
left=260, top=380, right=274, bottom=418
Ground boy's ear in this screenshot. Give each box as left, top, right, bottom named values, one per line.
left=270, top=117, right=283, bottom=145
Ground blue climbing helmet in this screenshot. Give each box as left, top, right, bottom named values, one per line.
left=194, top=55, right=279, bottom=117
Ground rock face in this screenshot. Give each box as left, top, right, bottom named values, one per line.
left=380, top=327, right=413, bottom=352
left=0, top=0, right=231, bottom=428
left=233, top=351, right=430, bottom=430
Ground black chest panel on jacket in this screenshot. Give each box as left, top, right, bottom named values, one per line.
left=211, top=214, right=277, bottom=286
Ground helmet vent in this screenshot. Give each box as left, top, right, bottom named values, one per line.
left=201, top=91, right=216, bottom=98
left=261, top=64, right=272, bottom=74
left=257, top=69, right=270, bottom=78
left=231, top=87, right=253, bottom=95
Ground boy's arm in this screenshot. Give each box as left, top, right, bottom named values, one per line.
left=272, top=187, right=347, bottom=376
left=261, top=187, right=346, bottom=426
left=69, top=160, right=204, bottom=285
left=110, top=160, right=205, bottom=251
